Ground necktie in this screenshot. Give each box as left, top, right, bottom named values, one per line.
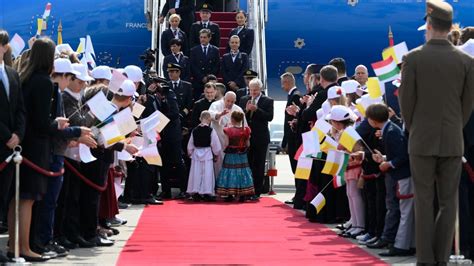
left=0, top=68, right=9, bottom=99
left=203, top=23, right=207, bottom=29
left=173, top=29, right=177, bottom=37
left=174, top=53, right=180, bottom=62
left=173, top=82, right=178, bottom=90
left=237, top=26, right=243, bottom=34
left=250, top=97, right=256, bottom=118
left=203, top=46, right=207, bottom=56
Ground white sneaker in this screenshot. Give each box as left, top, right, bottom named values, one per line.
left=356, top=232, right=370, bottom=241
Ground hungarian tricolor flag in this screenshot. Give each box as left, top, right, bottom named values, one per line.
left=371, top=56, right=400, bottom=82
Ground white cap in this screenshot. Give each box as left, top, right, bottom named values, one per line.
left=55, top=44, right=74, bottom=55
left=124, top=65, right=144, bottom=84
left=341, top=80, right=360, bottom=94
left=91, top=66, right=112, bottom=80
left=116, top=79, right=136, bottom=97
left=322, top=100, right=331, bottom=115
left=316, top=108, right=324, bottom=120
left=327, top=86, right=346, bottom=100
left=326, top=105, right=356, bottom=122
left=418, top=23, right=427, bottom=31
left=54, top=58, right=80, bottom=75
left=72, top=63, right=94, bottom=81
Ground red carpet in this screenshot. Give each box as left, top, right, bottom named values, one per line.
left=117, top=198, right=386, bottom=265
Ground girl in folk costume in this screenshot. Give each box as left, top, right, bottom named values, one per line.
left=187, top=111, right=222, bottom=201
left=216, top=111, right=255, bottom=202
left=327, top=105, right=365, bottom=238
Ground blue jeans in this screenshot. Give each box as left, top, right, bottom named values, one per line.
left=381, top=173, right=400, bottom=243
left=36, top=154, right=64, bottom=245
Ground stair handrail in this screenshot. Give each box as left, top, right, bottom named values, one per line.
left=249, top=0, right=268, bottom=93
left=149, top=0, right=166, bottom=74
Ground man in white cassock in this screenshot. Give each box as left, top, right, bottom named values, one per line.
left=208, top=91, right=247, bottom=176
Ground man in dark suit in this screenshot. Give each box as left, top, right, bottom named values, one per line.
left=189, top=4, right=220, bottom=48
left=159, top=0, right=195, bottom=36
left=236, top=69, right=257, bottom=104
left=239, top=78, right=273, bottom=199
left=163, top=38, right=191, bottom=82
left=0, top=31, right=26, bottom=262
left=329, top=57, right=349, bottom=85
left=280, top=72, right=303, bottom=206
left=190, top=28, right=220, bottom=100
left=221, top=35, right=249, bottom=93
left=398, top=1, right=474, bottom=264
left=160, top=14, right=189, bottom=56
left=191, top=82, right=216, bottom=128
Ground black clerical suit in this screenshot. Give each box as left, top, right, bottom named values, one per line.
left=163, top=53, right=191, bottom=82
left=191, top=97, right=215, bottom=128
left=190, top=44, right=220, bottom=99
left=160, top=0, right=195, bottom=35
left=189, top=21, right=220, bottom=48
left=160, top=28, right=189, bottom=56
left=221, top=51, right=249, bottom=91
left=227, top=26, right=255, bottom=55
left=282, top=88, right=302, bottom=173
left=0, top=65, right=25, bottom=224
left=240, top=94, right=274, bottom=197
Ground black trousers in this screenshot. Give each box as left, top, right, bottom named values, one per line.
left=363, top=176, right=386, bottom=237
left=459, top=170, right=474, bottom=259
left=59, top=159, right=84, bottom=239
left=0, top=163, right=14, bottom=223
left=124, top=158, right=158, bottom=201
left=248, top=142, right=268, bottom=196
left=160, top=141, right=186, bottom=194
left=80, top=159, right=109, bottom=239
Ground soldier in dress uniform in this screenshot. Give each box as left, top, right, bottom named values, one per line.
left=189, top=4, right=220, bottom=48
left=227, top=10, right=255, bottom=56
left=398, top=1, right=474, bottom=264
left=162, top=38, right=191, bottom=82
left=190, top=28, right=220, bottom=100
left=221, top=35, right=249, bottom=93
left=160, top=14, right=189, bottom=57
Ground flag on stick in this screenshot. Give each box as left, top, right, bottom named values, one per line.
left=371, top=56, right=400, bottom=82
left=311, top=193, right=326, bottom=214
left=295, top=157, right=313, bottom=180
left=339, top=126, right=362, bottom=152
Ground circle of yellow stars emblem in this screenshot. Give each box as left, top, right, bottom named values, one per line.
left=294, top=38, right=305, bottom=49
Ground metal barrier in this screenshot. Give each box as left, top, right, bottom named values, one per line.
left=265, top=148, right=277, bottom=195
left=11, top=146, right=27, bottom=264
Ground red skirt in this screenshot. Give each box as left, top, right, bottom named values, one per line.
left=99, top=168, right=120, bottom=219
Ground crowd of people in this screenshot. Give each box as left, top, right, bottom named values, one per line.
left=0, top=0, right=472, bottom=265
left=280, top=1, right=474, bottom=264
left=0, top=2, right=271, bottom=263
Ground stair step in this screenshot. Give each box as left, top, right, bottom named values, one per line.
left=214, top=21, right=238, bottom=28
left=195, top=12, right=237, bottom=22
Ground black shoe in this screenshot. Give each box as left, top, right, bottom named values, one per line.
left=224, top=195, right=234, bottom=202
left=69, top=235, right=97, bottom=248
left=0, top=251, right=9, bottom=262
left=293, top=204, right=306, bottom=210
left=284, top=197, right=295, bottom=204
left=143, top=198, right=164, bottom=205
left=367, top=239, right=391, bottom=249
left=7, top=252, right=51, bottom=262
left=157, top=192, right=172, bottom=200
left=87, top=236, right=114, bottom=247
left=56, top=236, right=78, bottom=249
left=45, top=241, right=69, bottom=257
left=118, top=201, right=130, bottom=209
left=31, top=243, right=58, bottom=258
left=249, top=195, right=260, bottom=201
left=175, top=192, right=187, bottom=199
left=379, top=247, right=415, bottom=257
left=202, top=195, right=216, bottom=202
left=238, top=196, right=246, bottom=202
